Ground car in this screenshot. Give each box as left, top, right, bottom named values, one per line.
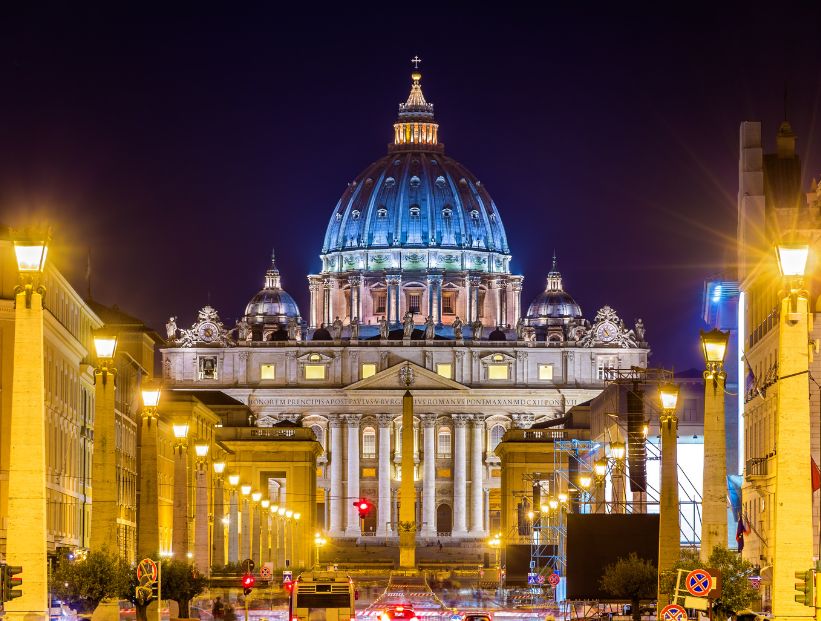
left=380, top=605, right=418, bottom=621
left=463, top=614, right=493, bottom=621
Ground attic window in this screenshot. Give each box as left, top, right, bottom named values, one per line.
left=335, top=213, right=343, bottom=221
left=394, top=159, right=401, bottom=166
left=385, top=177, right=396, bottom=187
left=409, top=175, right=421, bottom=188
left=492, top=354, right=504, bottom=362
left=409, top=206, right=421, bottom=217
left=365, top=178, right=373, bottom=185
left=351, top=210, right=360, bottom=220
left=430, top=159, right=438, bottom=166
left=470, top=210, right=480, bottom=220
left=377, top=207, right=388, bottom=218
left=435, top=176, right=446, bottom=187
left=442, top=207, right=452, bottom=218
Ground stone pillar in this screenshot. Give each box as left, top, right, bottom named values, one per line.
left=241, top=497, right=251, bottom=561
left=194, top=469, right=209, bottom=571
left=657, top=410, right=679, bottom=610
left=308, top=276, right=323, bottom=329
left=398, top=391, right=416, bottom=569
left=345, top=414, right=362, bottom=536
left=387, top=274, right=401, bottom=325
left=452, top=414, right=469, bottom=536
left=329, top=419, right=344, bottom=536
left=511, top=280, right=523, bottom=326
left=427, top=274, right=443, bottom=325
left=274, top=517, right=283, bottom=568
left=228, top=490, right=239, bottom=563
left=701, top=371, right=727, bottom=561
left=464, top=276, right=473, bottom=323
left=348, top=274, right=362, bottom=321
left=488, top=279, right=500, bottom=327
left=90, top=368, right=118, bottom=553
left=470, top=417, right=485, bottom=536
left=499, top=280, right=508, bottom=327
left=260, top=510, right=270, bottom=563
left=772, top=291, right=814, bottom=621
left=323, top=277, right=333, bottom=326
left=377, top=414, right=393, bottom=536
left=470, top=276, right=482, bottom=323
left=173, top=446, right=190, bottom=559
left=213, top=477, right=225, bottom=567
left=6, top=288, right=49, bottom=621
left=252, top=504, right=261, bottom=565
left=421, top=414, right=437, bottom=537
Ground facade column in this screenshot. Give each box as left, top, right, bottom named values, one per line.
left=194, top=469, right=209, bottom=571
left=329, top=419, right=344, bottom=536
left=377, top=414, right=394, bottom=536
left=90, top=367, right=118, bottom=553
left=470, top=276, right=482, bottom=323
left=345, top=414, right=362, bottom=536
left=657, top=411, right=679, bottom=610
left=464, top=276, right=473, bottom=323
left=470, top=417, right=485, bottom=536
left=240, top=496, right=251, bottom=561
left=252, top=503, right=261, bottom=565
left=427, top=274, right=443, bottom=325
left=228, top=490, right=239, bottom=563
left=452, top=415, right=469, bottom=536
left=172, top=446, right=190, bottom=559
left=387, top=274, right=401, bottom=325
left=499, top=280, right=508, bottom=327
left=323, top=277, right=333, bottom=326
left=701, top=370, right=727, bottom=561
left=308, top=276, right=323, bottom=329
left=212, top=477, right=225, bottom=567
left=488, top=279, right=500, bottom=327
left=511, top=280, right=523, bottom=326
left=421, top=414, right=437, bottom=536
left=348, top=274, right=362, bottom=321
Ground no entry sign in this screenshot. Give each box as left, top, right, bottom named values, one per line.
left=686, top=569, right=712, bottom=597
left=660, top=604, right=687, bottom=621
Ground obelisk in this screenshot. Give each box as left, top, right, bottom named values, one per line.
left=399, top=389, right=417, bottom=569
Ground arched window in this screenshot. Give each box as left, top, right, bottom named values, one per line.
left=362, top=427, right=376, bottom=458
left=311, top=424, right=325, bottom=448
left=489, top=424, right=506, bottom=451
left=437, top=427, right=452, bottom=457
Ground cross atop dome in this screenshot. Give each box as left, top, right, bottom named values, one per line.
left=394, top=64, right=439, bottom=150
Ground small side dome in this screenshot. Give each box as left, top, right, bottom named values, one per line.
left=488, top=328, right=507, bottom=341
left=525, top=254, right=583, bottom=326
left=312, top=327, right=332, bottom=341
left=244, top=250, right=302, bottom=327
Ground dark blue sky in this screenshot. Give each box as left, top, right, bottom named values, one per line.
left=2, top=4, right=821, bottom=370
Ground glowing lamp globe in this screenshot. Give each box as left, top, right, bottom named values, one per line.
left=13, top=239, right=48, bottom=273
left=594, top=459, right=607, bottom=478
left=213, top=461, right=226, bottom=475
left=261, top=499, right=270, bottom=509
left=700, top=328, right=729, bottom=365
left=610, top=441, right=626, bottom=460
left=172, top=423, right=189, bottom=440
left=251, top=491, right=262, bottom=503
left=776, top=243, right=809, bottom=277
left=227, top=474, right=240, bottom=487
left=93, top=334, right=118, bottom=360
left=240, top=484, right=252, bottom=496
left=194, top=442, right=209, bottom=458
left=579, top=475, right=592, bottom=489
left=659, top=383, right=680, bottom=412
left=141, top=387, right=161, bottom=408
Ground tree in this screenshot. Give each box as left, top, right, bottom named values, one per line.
left=160, top=559, right=208, bottom=619
left=661, top=546, right=758, bottom=618
left=50, top=548, right=130, bottom=612
left=600, top=552, right=658, bottom=621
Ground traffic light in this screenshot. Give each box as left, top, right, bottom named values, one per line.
left=1, top=565, right=23, bottom=602
left=283, top=579, right=294, bottom=594
left=242, top=573, right=255, bottom=596
left=354, top=498, right=373, bottom=519
left=795, top=568, right=814, bottom=606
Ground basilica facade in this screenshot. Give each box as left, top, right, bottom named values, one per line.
left=161, top=70, right=650, bottom=544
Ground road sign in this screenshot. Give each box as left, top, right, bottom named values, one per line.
left=548, top=573, right=560, bottom=587
left=537, top=575, right=546, bottom=584
left=527, top=572, right=538, bottom=585
left=660, top=603, right=687, bottom=621
left=241, top=558, right=255, bottom=574
left=283, top=570, right=293, bottom=582
left=136, top=558, right=158, bottom=583
left=686, top=569, right=712, bottom=597
left=260, top=563, right=273, bottom=580
left=684, top=596, right=709, bottom=611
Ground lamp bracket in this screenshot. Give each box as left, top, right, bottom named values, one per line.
left=14, top=280, right=46, bottom=309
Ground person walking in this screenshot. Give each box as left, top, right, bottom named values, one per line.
left=211, top=596, right=225, bottom=621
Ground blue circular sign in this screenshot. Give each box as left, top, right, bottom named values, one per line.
left=686, top=569, right=711, bottom=596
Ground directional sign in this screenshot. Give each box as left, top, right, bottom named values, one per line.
left=686, top=569, right=712, bottom=597
left=660, top=603, right=687, bottom=621
left=136, top=558, right=158, bottom=583
left=548, top=573, right=560, bottom=587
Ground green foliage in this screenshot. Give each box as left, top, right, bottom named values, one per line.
left=600, top=553, right=658, bottom=621
left=50, top=548, right=131, bottom=611
left=662, top=546, right=758, bottom=617
left=160, top=560, right=207, bottom=619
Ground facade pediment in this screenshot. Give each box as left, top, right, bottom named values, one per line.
left=345, top=361, right=468, bottom=391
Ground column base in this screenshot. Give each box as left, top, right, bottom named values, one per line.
left=344, top=527, right=361, bottom=537
left=468, top=530, right=486, bottom=538
left=451, top=529, right=468, bottom=538
left=420, top=527, right=436, bottom=538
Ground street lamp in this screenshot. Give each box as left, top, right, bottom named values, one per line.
left=213, top=461, right=226, bottom=477
left=261, top=499, right=270, bottom=509
left=228, top=474, right=240, bottom=488
left=770, top=241, right=814, bottom=618
left=579, top=475, right=592, bottom=513
left=657, top=381, right=680, bottom=613
left=241, top=484, right=252, bottom=496
left=314, top=532, right=326, bottom=567
left=610, top=441, right=626, bottom=460
left=90, top=330, right=120, bottom=552
left=172, top=422, right=189, bottom=453
left=194, top=440, right=209, bottom=469
left=700, top=328, right=729, bottom=562
left=6, top=229, right=50, bottom=619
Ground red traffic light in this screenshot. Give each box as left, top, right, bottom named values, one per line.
left=353, top=498, right=373, bottom=519
left=283, top=579, right=294, bottom=593
left=242, top=574, right=255, bottom=588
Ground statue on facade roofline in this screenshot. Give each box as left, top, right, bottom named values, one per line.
left=424, top=315, right=435, bottom=339
left=403, top=310, right=414, bottom=338
left=166, top=316, right=178, bottom=341
left=634, top=318, right=646, bottom=342
left=452, top=316, right=464, bottom=339
left=237, top=318, right=251, bottom=342
left=471, top=319, right=483, bottom=341
left=515, top=316, right=524, bottom=340
left=378, top=316, right=389, bottom=340
left=331, top=316, right=343, bottom=340
left=287, top=316, right=299, bottom=341
left=350, top=316, right=360, bottom=340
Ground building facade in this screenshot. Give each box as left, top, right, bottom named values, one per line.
left=162, top=70, right=651, bottom=549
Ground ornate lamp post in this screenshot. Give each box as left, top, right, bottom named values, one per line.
left=6, top=232, right=49, bottom=621
left=771, top=242, right=814, bottom=621
left=657, top=382, right=680, bottom=612
left=212, top=460, right=226, bottom=567
left=137, top=384, right=162, bottom=621
left=227, top=474, right=241, bottom=563
left=610, top=441, right=626, bottom=514
left=251, top=491, right=262, bottom=565
left=240, top=484, right=252, bottom=560
left=314, top=532, right=326, bottom=567
left=89, top=332, right=119, bottom=554
left=699, top=328, right=729, bottom=562
left=593, top=459, right=607, bottom=513
left=578, top=475, right=592, bottom=513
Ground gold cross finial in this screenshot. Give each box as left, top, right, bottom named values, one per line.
left=411, top=55, right=422, bottom=69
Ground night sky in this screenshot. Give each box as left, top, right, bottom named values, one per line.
left=2, top=4, right=821, bottom=371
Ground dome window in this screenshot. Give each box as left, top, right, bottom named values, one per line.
left=365, top=178, right=373, bottom=185
left=352, top=210, right=361, bottom=220
left=409, top=206, right=421, bottom=217
left=442, top=207, right=452, bottom=218
left=335, top=213, right=342, bottom=221
left=394, top=159, right=402, bottom=166
left=385, top=177, right=396, bottom=188
left=459, top=178, right=468, bottom=186
left=377, top=207, right=388, bottom=218
left=430, top=159, right=438, bottom=166
left=409, top=175, right=421, bottom=188
left=435, top=175, right=446, bottom=187
left=470, top=209, right=480, bottom=220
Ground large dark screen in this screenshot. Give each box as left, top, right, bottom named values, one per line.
left=566, top=514, right=659, bottom=600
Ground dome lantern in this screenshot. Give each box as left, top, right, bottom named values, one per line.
left=393, top=71, right=441, bottom=151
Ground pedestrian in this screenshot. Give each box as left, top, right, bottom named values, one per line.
left=224, top=605, right=236, bottom=621
left=212, top=596, right=225, bottom=620
left=438, top=539, right=443, bottom=551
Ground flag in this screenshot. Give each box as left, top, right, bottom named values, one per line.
left=812, top=458, right=821, bottom=493
left=736, top=515, right=749, bottom=553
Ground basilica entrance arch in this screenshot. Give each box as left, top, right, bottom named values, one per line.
left=436, top=503, right=452, bottom=535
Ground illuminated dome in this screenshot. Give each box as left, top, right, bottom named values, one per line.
left=244, top=251, right=301, bottom=326
left=525, top=256, right=582, bottom=326
left=320, top=71, right=511, bottom=274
